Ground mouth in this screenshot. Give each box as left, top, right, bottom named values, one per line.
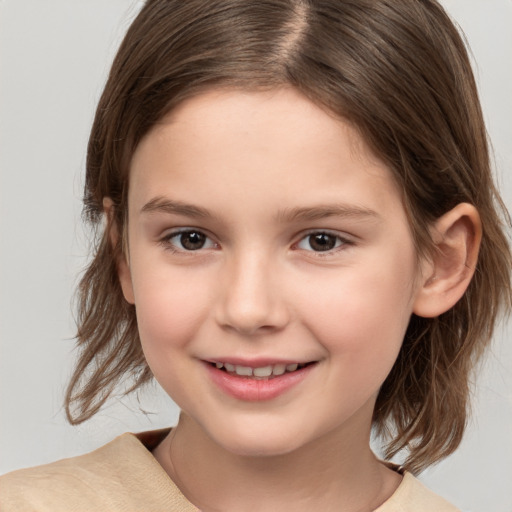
left=205, top=359, right=317, bottom=401
left=207, top=361, right=316, bottom=379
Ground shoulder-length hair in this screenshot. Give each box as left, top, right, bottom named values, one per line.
left=65, top=0, right=512, bottom=473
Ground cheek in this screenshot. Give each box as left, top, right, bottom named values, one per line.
left=297, top=251, right=417, bottom=368
left=131, top=268, right=214, bottom=405
left=131, top=264, right=212, bottom=352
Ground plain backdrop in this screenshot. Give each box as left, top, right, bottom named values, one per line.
left=0, top=1, right=511, bottom=511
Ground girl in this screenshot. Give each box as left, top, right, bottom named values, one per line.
left=1, top=0, right=511, bottom=510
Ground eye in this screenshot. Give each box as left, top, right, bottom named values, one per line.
left=296, top=232, right=347, bottom=252
left=161, top=229, right=217, bottom=252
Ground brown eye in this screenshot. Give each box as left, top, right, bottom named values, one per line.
left=308, top=233, right=337, bottom=251
left=162, top=229, right=216, bottom=252
left=297, top=232, right=345, bottom=252
left=179, top=231, right=207, bottom=250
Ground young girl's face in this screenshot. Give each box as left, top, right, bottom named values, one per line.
left=119, top=87, right=426, bottom=456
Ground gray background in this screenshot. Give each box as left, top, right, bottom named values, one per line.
left=0, top=1, right=511, bottom=510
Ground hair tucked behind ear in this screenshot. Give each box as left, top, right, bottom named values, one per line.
left=66, top=0, right=512, bottom=473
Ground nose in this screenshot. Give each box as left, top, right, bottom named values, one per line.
left=215, top=250, right=290, bottom=336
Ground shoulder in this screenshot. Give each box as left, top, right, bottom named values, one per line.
left=376, top=472, right=460, bottom=512
left=0, top=430, right=198, bottom=512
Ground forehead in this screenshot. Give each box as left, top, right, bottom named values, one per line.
left=151, top=87, right=375, bottom=162
left=128, top=87, right=404, bottom=221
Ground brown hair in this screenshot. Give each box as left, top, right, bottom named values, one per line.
left=66, top=0, right=512, bottom=473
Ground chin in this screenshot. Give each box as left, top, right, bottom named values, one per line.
left=206, top=419, right=313, bottom=458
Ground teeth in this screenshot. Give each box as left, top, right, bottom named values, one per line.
left=235, top=365, right=253, bottom=376
left=253, top=365, right=273, bottom=377
left=272, top=364, right=286, bottom=376
left=213, top=361, right=307, bottom=377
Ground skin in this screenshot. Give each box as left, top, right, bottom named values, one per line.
left=112, top=87, right=481, bottom=511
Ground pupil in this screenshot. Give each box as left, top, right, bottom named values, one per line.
left=181, top=231, right=205, bottom=250
left=310, top=233, right=335, bottom=251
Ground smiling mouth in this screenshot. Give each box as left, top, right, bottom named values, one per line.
left=208, top=361, right=315, bottom=379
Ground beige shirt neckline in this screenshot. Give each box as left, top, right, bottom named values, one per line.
left=129, top=429, right=459, bottom=511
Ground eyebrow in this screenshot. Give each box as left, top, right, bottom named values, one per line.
left=141, top=197, right=212, bottom=218
left=275, top=204, right=380, bottom=223
left=141, top=196, right=380, bottom=223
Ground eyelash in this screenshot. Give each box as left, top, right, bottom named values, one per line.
left=158, top=228, right=353, bottom=256
left=295, top=230, right=352, bottom=256
left=159, top=229, right=218, bottom=254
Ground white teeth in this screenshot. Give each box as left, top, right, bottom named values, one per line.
left=272, top=364, right=286, bottom=376
left=213, top=361, right=307, bottom=377
left=253, top=365, right=273, bottom=377
left=235, top=365, right=253, bottom=376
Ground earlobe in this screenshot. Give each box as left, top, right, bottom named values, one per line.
left=413, top=203, right=482, bottom=318
left=103, top=197, right=135, bottom=305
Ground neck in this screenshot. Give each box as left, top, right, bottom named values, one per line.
left=153, top=413, right=401, bottom=512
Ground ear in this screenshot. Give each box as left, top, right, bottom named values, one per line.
left=413, top=203, right=482, bottom=318
left=103, top=197, right=135, bottom=305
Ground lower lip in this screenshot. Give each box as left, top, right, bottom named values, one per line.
left=205, top=363, right=315, bottom=401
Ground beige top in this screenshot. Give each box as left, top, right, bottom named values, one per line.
left=0, top=429, right=459, bottom=512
